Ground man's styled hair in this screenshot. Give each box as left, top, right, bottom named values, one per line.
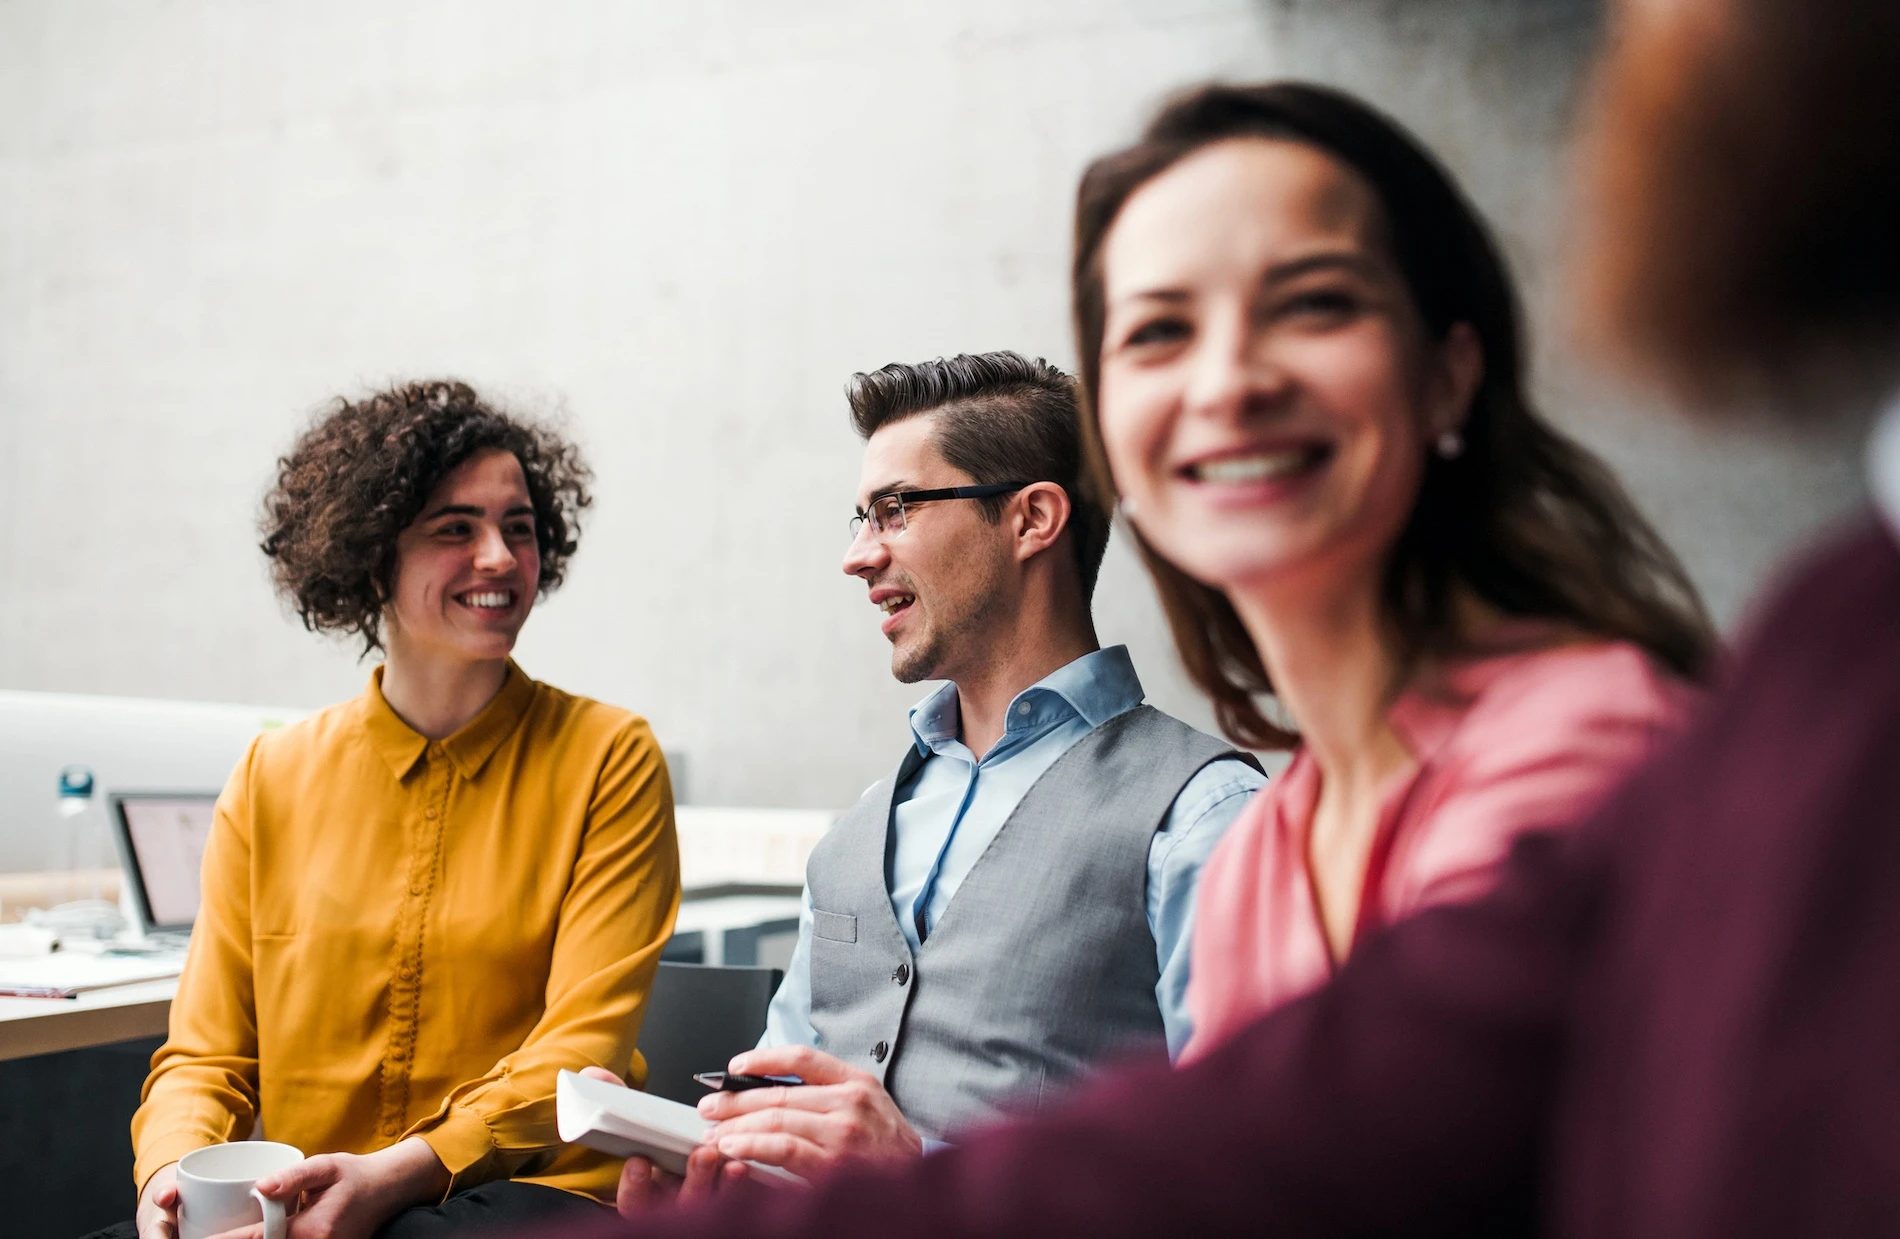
left=845, top=351, right=1110, bottom=600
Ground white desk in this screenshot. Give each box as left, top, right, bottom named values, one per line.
left=673, top=893, right=803, bottom=967
left=0, top=891, right=805, bottom=1062
left=675, top=806, right=831, bottom=891
left=0, top=977, right=177, bottom=1063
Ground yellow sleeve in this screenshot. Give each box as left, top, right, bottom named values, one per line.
left=410, top=717, right=681, bottom=1193
left=130, top=739, right=265, bottom=1191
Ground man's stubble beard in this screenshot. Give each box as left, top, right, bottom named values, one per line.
left=888, top=558, right=1010, bottom=686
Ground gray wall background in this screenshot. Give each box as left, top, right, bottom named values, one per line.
left=0, top=0, right=1865, bottom=809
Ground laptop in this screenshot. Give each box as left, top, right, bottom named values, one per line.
left=109, top=791, right=219, bottom=940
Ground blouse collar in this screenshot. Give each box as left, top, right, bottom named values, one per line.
left=359, top=659, right=537, bottom=781
left=1383, top=643, right=1555, bottom=769
left=1267, top=652, right=1514, bottom=825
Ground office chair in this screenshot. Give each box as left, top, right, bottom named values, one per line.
left=634, top=961, right=785, bottom=1104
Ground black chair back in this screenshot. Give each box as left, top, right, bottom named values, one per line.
left=634, top=961, right=784, bottom=1103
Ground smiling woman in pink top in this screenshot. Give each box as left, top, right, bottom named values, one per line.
left=1069, top=83, right=1717, bottom=1057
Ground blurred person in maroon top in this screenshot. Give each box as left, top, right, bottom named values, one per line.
left=543, top=0, right=1900, bottom=1234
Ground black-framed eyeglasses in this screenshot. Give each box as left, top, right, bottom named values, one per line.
left=849, top=483, right=1032, bottom=542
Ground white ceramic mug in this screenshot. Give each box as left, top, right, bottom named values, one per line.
left=175, top=1141, right=304, bottom=1239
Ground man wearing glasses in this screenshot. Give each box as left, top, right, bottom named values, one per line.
left=604, top=351, right=1264, bottom=1209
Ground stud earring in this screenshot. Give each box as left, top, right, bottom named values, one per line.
left=1117, top=497, right=1139, bottom=521
left=1435, top=430, right=1464, bottom=460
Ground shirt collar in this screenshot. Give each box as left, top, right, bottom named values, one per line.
left=1870, top=389, right=1900, bottom=544
left=358, top=659, right=537, bottom=781
left=906, top=645, right=1145, bottom=755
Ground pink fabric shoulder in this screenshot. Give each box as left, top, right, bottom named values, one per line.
left=1183, top=641, right=1694, bottom=1062
left=1382, top=641, right=1696, bottom=911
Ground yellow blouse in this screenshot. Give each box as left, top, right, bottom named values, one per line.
left=131, top=662, right=680, bottom=1202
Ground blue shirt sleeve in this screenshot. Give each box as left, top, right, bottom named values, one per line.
left=758, top=886, right=822, bottom=1050
left=1146, top=755, right=1267, bottom=1059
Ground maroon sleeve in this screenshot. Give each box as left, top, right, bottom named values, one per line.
left=556, top=819, right=1603, bottom=1239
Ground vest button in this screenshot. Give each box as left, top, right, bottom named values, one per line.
left=872, top=1040, right=889, bottom=1063
left=892, top=963, right=910, bottom=986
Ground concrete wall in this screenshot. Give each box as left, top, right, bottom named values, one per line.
left=0, top=0, right=1865, bottom=810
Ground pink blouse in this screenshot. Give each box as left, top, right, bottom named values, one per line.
left=1182, top=641, right=1694, bottom=1062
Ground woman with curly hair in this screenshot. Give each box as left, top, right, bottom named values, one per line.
left=122, top=381, right=679, bottom=1239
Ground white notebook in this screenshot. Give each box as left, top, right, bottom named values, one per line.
left=556, top=1069, right=804, bottom=1184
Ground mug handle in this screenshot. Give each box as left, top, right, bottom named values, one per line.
left=251, top=1187, right=286, bottom=1239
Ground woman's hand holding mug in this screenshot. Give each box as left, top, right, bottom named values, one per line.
left=236, top=1138, right=451, bottom=1239
left=146, top=1141, right=303, bottom=1239
left=135, top=1162, right=181, bottom=1239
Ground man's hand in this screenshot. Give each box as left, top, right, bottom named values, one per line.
left=697, top=1045, right=923, bottom=1180
left=578, top=1067, right=753, bottom=1217
left=199, top=1138, right=450, bottom=1239
left=135, top=1162, right=180, bottom=1239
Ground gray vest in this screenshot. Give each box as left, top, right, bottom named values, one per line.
left=806, top=705, right=1255, bottom=1141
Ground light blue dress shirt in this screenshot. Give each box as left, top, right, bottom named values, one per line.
left=762, top=645, right=1265, bottom=1064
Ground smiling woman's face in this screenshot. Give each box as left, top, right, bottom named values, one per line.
left=385, top=447, right=541, bottom=666
left=1096, top=137, right=1469, bottom=601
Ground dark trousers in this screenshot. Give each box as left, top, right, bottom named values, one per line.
left=375, top=1181, right=611, bottom=1238
left=79, top=1180, right=611, bottom=1239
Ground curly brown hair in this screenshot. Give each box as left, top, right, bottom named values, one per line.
left=260, top=380, right=593, bottom=654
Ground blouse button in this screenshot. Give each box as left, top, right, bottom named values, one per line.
left=398, top=965, right=415, bottom=981
left=409, top=882, right=424, bottom=896
left=382, top=1120, right=400, bottom=1136
left=424, top=806, right=439, bottom=820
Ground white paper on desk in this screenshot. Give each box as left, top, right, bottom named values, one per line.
left=0, top=952, right=184, bottom=996
left=555, top=1070, right=804, bottom=1185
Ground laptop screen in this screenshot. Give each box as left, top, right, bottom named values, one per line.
left=112, top=794, right=218, bottom=931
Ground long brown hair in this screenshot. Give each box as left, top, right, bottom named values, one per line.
left=1072, top=82, right=1716, bottom=749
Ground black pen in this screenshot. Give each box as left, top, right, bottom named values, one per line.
left=693, top=1071, right=806, bottom=1092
